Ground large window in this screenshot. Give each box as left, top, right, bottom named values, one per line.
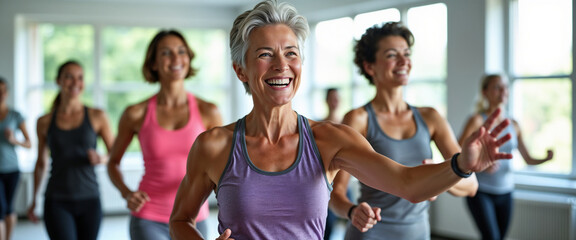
left=22, top=23, right=229, bottom=171
left=508, top=0, right=573, bottom=176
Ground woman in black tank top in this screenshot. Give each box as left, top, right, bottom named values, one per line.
left=27, top=61, right=114, bottom=240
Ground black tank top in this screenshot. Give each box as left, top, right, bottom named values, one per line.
left=45, top=106, right=99, bottom=200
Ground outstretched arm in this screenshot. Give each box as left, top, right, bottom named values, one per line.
left=328, top=108, right=512, bottom=203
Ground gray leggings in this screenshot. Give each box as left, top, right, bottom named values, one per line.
left=129, top=215, right=208, bottom=240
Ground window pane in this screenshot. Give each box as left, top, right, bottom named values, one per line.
left=405, top=82, right=446, bottom=116
left=40, top=24, right=95, bottom=110
left=314, top=17, right=354, bottom=87
left=182, top=29, right=228, bottom=86
left=41, top=24, right=94, bottom=85
left=353, top=9, right=400, bottom=39
left=511, top=78, right=572, bottom=174
left=407, top=3, right=447, bottom=81
left=102, top=27, right=157, bottom=83
left=513, top=0, right=572, bottom=76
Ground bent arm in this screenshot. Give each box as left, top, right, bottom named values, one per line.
left=107, top=109, right=137, bottom=199
left=12, top=122, right=32, bottom=148
left=514, top=121, right=553, bottom=165
left=32, top=119, right=49, bottom=204
left=329, top=170, right=354, bottom=219
left=170, top=134, right=217, bottom=240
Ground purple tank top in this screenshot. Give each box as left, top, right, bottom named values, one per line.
left=216, top=114, right=331, bottom=240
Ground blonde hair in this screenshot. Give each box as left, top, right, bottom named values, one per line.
left=475, top=74, right=505, bottom=114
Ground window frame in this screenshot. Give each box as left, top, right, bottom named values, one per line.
left=505, top=0, right=575, bottom=179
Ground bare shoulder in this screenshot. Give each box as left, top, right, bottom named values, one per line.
left=194, top=96, right=222, bottom=128
left=309, top=120, right=366, bottom=148
left=343, top=106, right=368, bottom=123
left=36, top=113, right=52, bottom=130
left=416, top=106, right=441, bottom=119
left=121, top=100, right=148, bottom=122
left=416, top=106, right=446, bottom=127
left=191, top=123, right=236, bottom=178
left=87, top=107, right=109, bottom=121
left=342, top=106, right=368, bottom=134
left=465, top=114, right=485, bottom=127
left=195, top=96, right=219, bottom=115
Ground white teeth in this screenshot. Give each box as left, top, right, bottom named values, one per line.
left=266, top=79, right=290, bottom=85
left=396, top=70, right=407, bottom=74
left=171, top=66, right=182, bottom=70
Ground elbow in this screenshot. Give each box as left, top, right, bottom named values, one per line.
left=404, top=193, right=427, bottom=204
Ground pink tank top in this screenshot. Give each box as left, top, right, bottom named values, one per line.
left=134, top=92, right=210, bottom=223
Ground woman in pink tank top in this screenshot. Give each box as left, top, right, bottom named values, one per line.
left=107, top=30, right=222, bottom=240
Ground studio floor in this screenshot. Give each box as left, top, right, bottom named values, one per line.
left=12, top=208, right=455, bottom=240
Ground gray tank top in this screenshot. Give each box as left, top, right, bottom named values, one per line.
left=45, top=107, right=99, bottom=200
left=216, top=114, right=331, bottom=240
left=346, top=103, right=432, bottom=240
left=476, top=113, right=518, bottom=194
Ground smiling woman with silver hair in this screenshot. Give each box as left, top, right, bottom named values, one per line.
left=169, top=1, right=513, bottom=239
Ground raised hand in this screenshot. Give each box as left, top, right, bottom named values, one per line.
left=460, top=108, right=513, bottom=173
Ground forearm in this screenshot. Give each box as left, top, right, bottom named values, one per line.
left=397, top=160, right=465, bottom=203
left=107, top=164, right=132, bottom=198
left=14, top=139, right=32, bottom=148
left=447, top=174, right=478, bottom=197
left=329, top=190, right=355, bottom=219
left=31, top=165, right=46, bottom=202
left=170, top=221, right=204, bottom=240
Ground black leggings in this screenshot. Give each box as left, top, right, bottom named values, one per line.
left=0, top=171, right=20, bottom=220
left=43, top=198, right=102, bottom=240
left=466, top=191, right=512, bottom=240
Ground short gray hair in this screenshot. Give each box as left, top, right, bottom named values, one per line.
left=230, top=0, right=309, bottom=93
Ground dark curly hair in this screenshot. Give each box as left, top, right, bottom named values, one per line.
left=353, top=22, right=414, bottom=84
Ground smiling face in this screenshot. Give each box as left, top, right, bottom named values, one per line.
left=57, top=63, right=84, bottom=99
left=152, top=35, right=191, bottom=83
left=364, top=35, right=411, bottom=88
left=234, top=24, right=302, bottom=106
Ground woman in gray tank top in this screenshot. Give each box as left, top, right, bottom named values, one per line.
left=169, top=1, right=514, bottom=239
left=459, top=74, right=553, bottom=240
left=329, top=22, right=480, bottom=240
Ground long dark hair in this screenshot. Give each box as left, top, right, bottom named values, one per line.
left=52, top=60, right=82, bottom=112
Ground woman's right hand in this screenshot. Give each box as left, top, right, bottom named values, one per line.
left=125, top=191, right=150, bottom=212
left=27, top=202, right=39, bottom=223
left=351, top=202, right=381, bottom=232
left=216, top=229, right=235, bottom=240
